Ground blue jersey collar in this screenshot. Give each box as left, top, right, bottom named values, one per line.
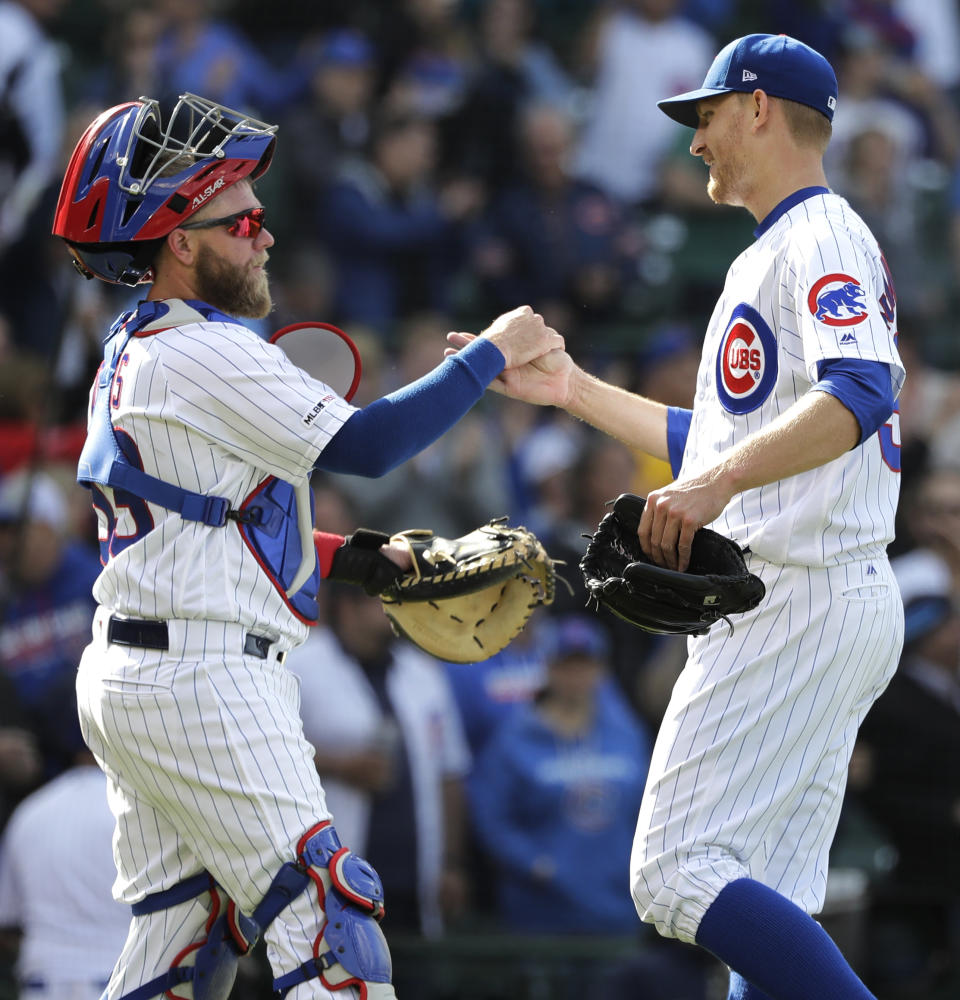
left=754, top=186, right=831, bottom=238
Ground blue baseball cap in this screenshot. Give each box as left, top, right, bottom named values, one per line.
left=542, top=616, right=610, bottom=663
left=319, top=29, right=373, bottom=67
left=658, top=33, right=838, bottom=128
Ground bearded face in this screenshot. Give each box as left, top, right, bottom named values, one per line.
left=194, top=241, right=272, bottom=319
left=704, top=99, right=752, bottom=209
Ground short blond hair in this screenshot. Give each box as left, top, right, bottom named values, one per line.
left=779, top=98, right=832, bottom=153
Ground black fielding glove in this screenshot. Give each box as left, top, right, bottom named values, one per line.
left=580, top=493, right=766, bottom=635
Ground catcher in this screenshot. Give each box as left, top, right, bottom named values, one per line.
left=55, top=94, right=562, bottom=1000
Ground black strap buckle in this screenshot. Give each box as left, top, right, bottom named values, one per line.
left=227, top=506, right=263, bottom=526
left=243, top=633, right=273, bottom=659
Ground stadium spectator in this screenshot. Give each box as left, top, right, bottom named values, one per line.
left=0, top=670, right=40, bottom=833
left=444, top=612, right=549, bottom=759
left=0, top=700, right=128, bottom=1000
left=469, top=101, right=634, bottom=343
left=894, top=337, right=960, bottom=472
left=317, top=108, right=483, bottom=337
left=831, top=122, right=945, bottom=327
left=0, top=468, right=100, bottom=779
left=264, top=242, right=337, bottom=336
left=903, top=464, right=960, bottom=582
left=150, top=0, right=312, bottom=117
left=469, top=614, right=651, bottom=934
left=891, top=0, right=960, bottom=97
left=510, top=414, right=585, bottom=539
left=855, top=547, right=960, bottom=993
left=373, top=0, right=475, bottom=124
left=447, top=0, right=579, bottom=188
left=827, top=21, right=960, bottom=173
left=82, top=5, right=162, bottom=106
left=0, top=0, right=66, bottom=360
left=572, top=0, right=714, bottom=208
left=278, top=29, right=378, bottom=240
left=324, top=311, right=512, bottom=536
left=0, top=0, right=64, bottom=254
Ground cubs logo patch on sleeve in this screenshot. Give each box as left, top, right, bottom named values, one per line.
left=807, top=273, right=869, bottom=326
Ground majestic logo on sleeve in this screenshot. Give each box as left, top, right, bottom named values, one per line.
left=808, top=273, right=869, bottom=326
left=716, top=304, right=778, bottom=414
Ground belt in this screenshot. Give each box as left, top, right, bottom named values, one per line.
left=106, top=616, right=286, bottom=663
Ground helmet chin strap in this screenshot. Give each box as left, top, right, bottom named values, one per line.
left=67, top=246, right=95, bottom=280
left=66, top=238, right=161, bottom=287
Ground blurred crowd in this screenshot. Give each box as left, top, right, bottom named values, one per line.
left=2, top=0, right=960, bottom=998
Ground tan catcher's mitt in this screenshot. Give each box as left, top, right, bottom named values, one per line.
left=380, top=519, right=556, bottom=662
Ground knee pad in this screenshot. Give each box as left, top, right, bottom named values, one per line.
left=114, top=876, right=261, bottom=1000
left=269, top=821, right=394, bottom=999
left=115, top=822, right=394, bottom=1000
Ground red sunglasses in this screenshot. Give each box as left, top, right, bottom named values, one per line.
left=180, top=206, right=266, bottom=238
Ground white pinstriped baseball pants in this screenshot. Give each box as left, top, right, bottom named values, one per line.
left=77, top=610, right=358, bottom=1000
left=630, top=555, right=903, bottom=944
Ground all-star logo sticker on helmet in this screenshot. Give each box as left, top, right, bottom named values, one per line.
left=191, top=176, right=226, bottom=210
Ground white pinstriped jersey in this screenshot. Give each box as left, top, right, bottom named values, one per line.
left=679, top=189, right=905, bottom=566
left=88, top=299, right=357, bottom=645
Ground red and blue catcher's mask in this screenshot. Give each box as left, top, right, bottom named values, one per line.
left=52, top=93, right=277, bottom=286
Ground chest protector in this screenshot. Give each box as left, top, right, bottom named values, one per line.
left=77, top=299, right=321, bottom=623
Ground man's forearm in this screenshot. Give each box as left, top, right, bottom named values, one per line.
left=712, top=389, right=861, bottom=497
left=638, top=389, right=865, bottom=571
left=566, top=369, right=671, bottom=462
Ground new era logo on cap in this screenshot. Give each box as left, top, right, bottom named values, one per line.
left=742, top=69, right=758, bottom=82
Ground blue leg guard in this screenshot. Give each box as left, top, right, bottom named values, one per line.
left=113, top=875, right=262, bottom=1000
left=113, top=822, right=394, bottom=1000
left=269, top=821, right=394, bottom=999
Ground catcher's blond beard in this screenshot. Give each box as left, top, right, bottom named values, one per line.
left=194, top=243, right=272, bottom=318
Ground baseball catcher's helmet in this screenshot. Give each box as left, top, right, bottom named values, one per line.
left=52, top=94, right=277, bottom=286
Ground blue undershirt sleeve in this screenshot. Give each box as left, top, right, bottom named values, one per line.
left=666, top=406, right=693, bottom=478
left=315, top=338, right=506, bottom=476
left=813, top=358, right=895, bottom=443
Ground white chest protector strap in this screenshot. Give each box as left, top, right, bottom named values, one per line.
left=113, top=822, right=394, bottom=1000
